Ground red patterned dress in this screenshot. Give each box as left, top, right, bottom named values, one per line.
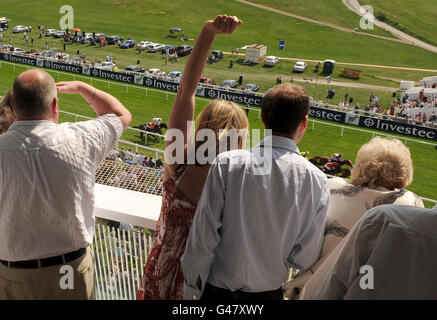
left=137, top=164, right=197, bottom=300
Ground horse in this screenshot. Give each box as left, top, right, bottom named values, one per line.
left=134, top=123, right=168, bottom=140
left=309, top=156, right=353, bottom=168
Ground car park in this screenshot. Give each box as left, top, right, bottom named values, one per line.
left=176, top=45, right=192, bottom=57
left=55, top=53, right=70, bottom=60
left=293, top=61, right=308, bottom=73
left=242, top=83, right=260, bottom=92
left=264, top=56, right=279, bottom=67
left=12, top=47, right=25, bottom=54
left=137, top=41, right=152, bottom=51
left=221, top=79, right=238, bottom=88
left=0, top=17, right=10, bottom=30
left=147, top=43, right=165, bottom=53
left=199, top=77, right=216, bottom=86
left=107, top=35, right=124, bottom=45
left=125, top=65, right=145, bottom=73
left=13, top=25, right=31, bottom=33
left=120, top=40, right=136, bottom=49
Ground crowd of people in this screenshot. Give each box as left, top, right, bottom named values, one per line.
left=0, top=15, right=436, bottom=301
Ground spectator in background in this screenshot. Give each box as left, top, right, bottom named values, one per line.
left=312, top=204, right=437, bottom=299
left=137, top=15, right=246, bottom=301
left=0, top=70, right=131, bottom=300
left=238, top=73, right=243, bottom=86
left=0, top=89, right=15, bottom=135
left=182, top=83, right=329, bottom=301
left=132, top=152, right=140, bottom=165
left=147, top=157, right=155, bottom=168
left=125, top=148, right=133, bottom=161
left=155, top=157, right=164, bottom=169
left=119, top=147, right=126, bottom=161
left=287, top=137, right=424, bottom=300
left=125, top=156, right=133, bottom=165
left=139, top=153, right=146, bottom=166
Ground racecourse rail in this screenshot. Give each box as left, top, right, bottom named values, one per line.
left=1, top=57, right=437, bottom=142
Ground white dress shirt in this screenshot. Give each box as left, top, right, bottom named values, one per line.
left=312, top=205, right=437, bottom=299
left=181, top=135, right=329, bottom=300
left=0, top=114, right=123, bottom=261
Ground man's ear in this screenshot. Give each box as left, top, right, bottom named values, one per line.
left=300, top=115, right=308, bottom=132
left=52, top=96, right=59, bottom=113
left=10, top=99, right=18, bottom=117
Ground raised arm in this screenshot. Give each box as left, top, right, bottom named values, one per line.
left=56, top=81, right=132, bottom=131
left=167, top=15, right=242, bottom=147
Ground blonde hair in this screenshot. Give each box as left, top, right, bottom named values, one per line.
left=194, top=99, right=249, bottom=164
left=350, top=136, right=413, bottom=190
left=0, top=89, right=15, bottom=135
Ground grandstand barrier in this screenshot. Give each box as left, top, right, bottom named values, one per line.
left=92, top=161, right=437, bottom=300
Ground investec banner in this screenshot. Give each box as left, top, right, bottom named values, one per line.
left=358, top=116, right=437, bottom=140
left=39, top=59, right=83, bottom=74
left=199, top=87, right=263, bottom=107
left=85, top=67, right=136, bottom=84
left=310, top=106, right=437, bottom=141
left=0, top=52, right=37, bottom=66
left=143, top=76, right=180, bottom=92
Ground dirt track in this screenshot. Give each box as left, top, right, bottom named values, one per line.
left=343, top=0, right=437, bottom=54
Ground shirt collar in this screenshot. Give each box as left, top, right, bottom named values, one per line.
left=8, top=120, right=57, bottom=131
left=256, top=134, right=300, bottom=155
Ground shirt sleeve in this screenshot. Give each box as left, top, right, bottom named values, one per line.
left=180, top=157, right=226, bottom=300
left=72, top=114, right=123, bottom=165
left=287, top=176, right=329, bottom=271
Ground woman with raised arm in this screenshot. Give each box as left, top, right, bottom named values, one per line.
left=137, top=15, right=247, bottom=300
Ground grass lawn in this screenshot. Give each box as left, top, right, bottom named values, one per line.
left=360, top=0, right=437, bottom=46
left=247, top=0, right=394, bottom=38
left=1, top=0, right=436, bottom=70
left=1, top=62, right=435, bottom=207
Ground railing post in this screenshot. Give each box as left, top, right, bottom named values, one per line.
left=312, top=120, right=315, bottom=130
left=145, top=133, right=148, bottom=145
left=126, top=85, right=128, bottom=93
left=340, top=127, right=344, bottom=137
left=145, top=88, right=148, bottom=96
left=135, top=144, right=139, bottom=153
left=107, top=81, right=110, bottom=89
left=165, top=92, right=168, bottom=101
left=57, top=71, right=60, bottom=80
left=75, top=115, right=78, bottom=122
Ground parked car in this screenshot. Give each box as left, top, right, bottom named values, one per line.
left=52, top=30, right=66, bottom=38
left=147, top=43, right=165, bottom=53
left=211, top=50, right=224, bottom=60
left=107, top=35, right=124, bottom=45
left=167, top=71, right=182, bottom=80
left=44, top=29, right=56, bottom=37
left=120, top=40, right=136, bottom=49
left=55, top=53, right=70, bottom=60
left=293, top=61, right=308, bottom=73
left=95, top=62, right=116, bottom=71
left=12, top=25, right=31, bottom=33
left=148, top=68, right=166, bottom=77
left=158, top=45, right=177, bottom=54
left=199, top=77, right=216, bottom=86
left=264, top=56, right=279, bottom=67
left=84, top=33, right=94, bottom=40
left=125, top=65, right=145, bottom=73
left=176, top=45, right=193, bottom=57
left=242, top=83, right=259, bottom=92
left=137, top=41, right=152, bottom=51
left=12, top=47, right=25, bottom=54
left=221, top=79, right=238, bottom=89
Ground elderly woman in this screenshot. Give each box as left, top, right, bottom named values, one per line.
left=0, top=89, right=15, bottom=134
left=283, top=136, right=424, bottom=299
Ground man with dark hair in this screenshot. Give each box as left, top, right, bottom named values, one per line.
left=182, top=83, right=329, bottom=301
left=0, top=69, right=132, bottom=299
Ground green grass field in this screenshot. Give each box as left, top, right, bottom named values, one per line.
left=360, top=0, right=437, bottom=46
left=1, top=61, right=435, bottom=207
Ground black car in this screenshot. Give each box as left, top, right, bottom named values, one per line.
left=211, top=50, right=224, bottom=60
left=125, top=65, right=145, bottom=73
left=243, top=83, right=259, bottom=92
left=176, top=45, right=192, bottom=57
left=107, top=35, right=124, bottom=45
left=158, top=45, right=177, bottom=54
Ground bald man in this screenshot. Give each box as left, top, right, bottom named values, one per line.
left=0, top=70, right=131, bottom=300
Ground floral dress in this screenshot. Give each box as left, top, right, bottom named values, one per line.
left=137, top=164, right=197, bottom=300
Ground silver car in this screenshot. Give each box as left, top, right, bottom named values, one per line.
left=264, top=56, right=279, bottom=67
left=293, top=61, right=308, bottom=73
left=12, top=25, right=31, bottom=33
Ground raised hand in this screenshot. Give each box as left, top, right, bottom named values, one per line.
left=204, top=15, right=242, bottom=36
left=56, top=81, right=85, bottom=95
